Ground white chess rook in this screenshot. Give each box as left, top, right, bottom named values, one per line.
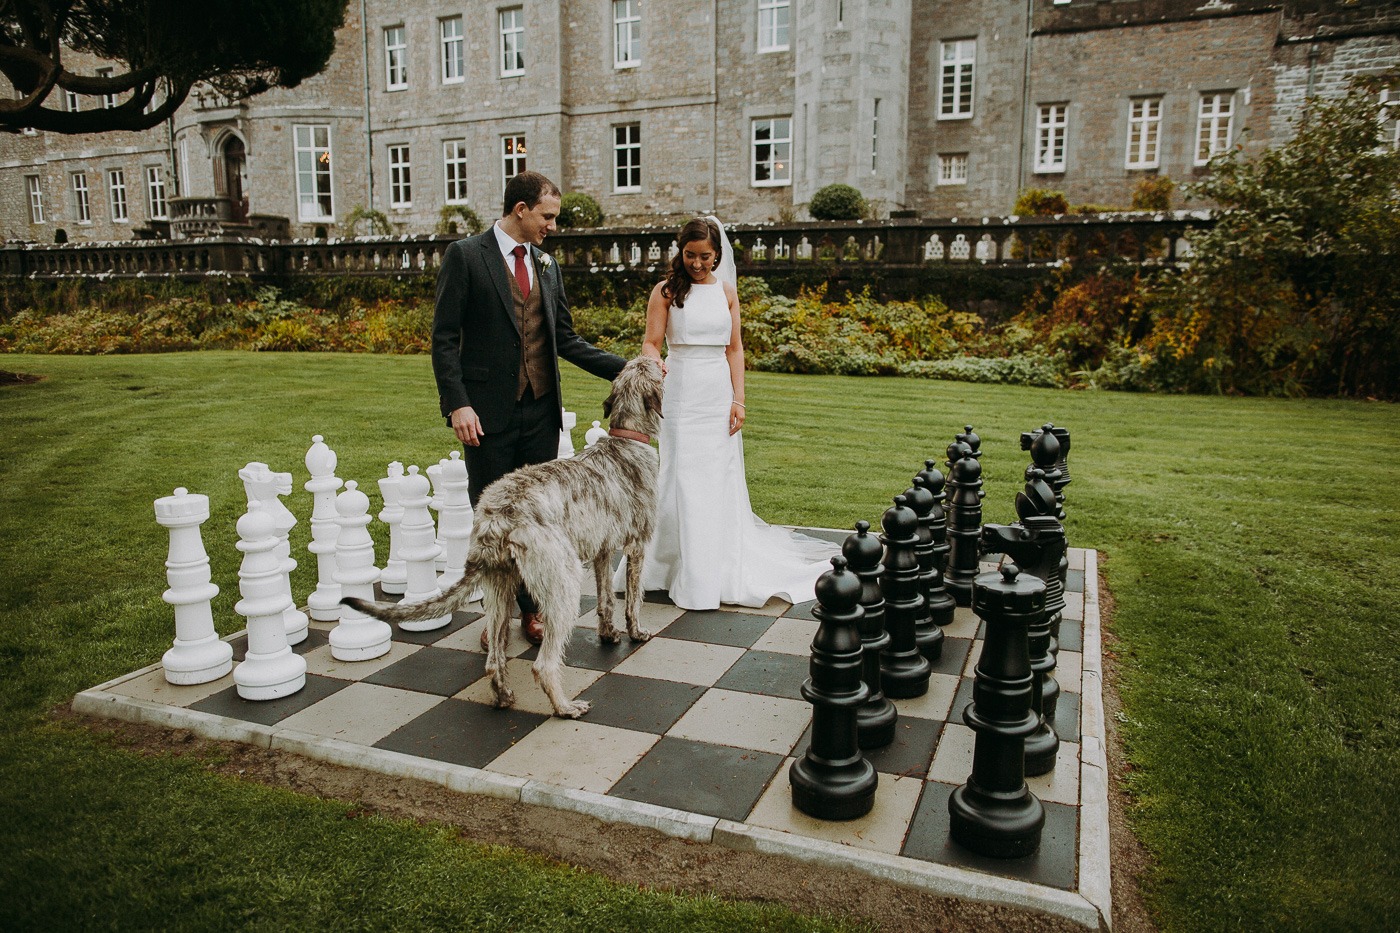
left=238, top=461, right=308, bottom=645
left=232, top=503, right=307, bottom=700
left=558, top=408, right=578, bottom=459
left=330, top=480, right=392, bottom=661
left=377, top=461, right=408, bottom=595
left=155, top=488, right=233, bottom=685
left=435, top=451, right=474, bottom=590
left=395, top=465, right=452, bottom=631
left=304, top=435, right=344, bottom=621
left=427, top=459, right=448, bottom=573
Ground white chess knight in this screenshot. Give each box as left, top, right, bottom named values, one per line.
left=394, top=465, right=452, bottom=631
left=377, top=461, right=408, bottom=595
left=329, top=480, right=392, bottom=661
left=154, top=487, right=233, bottom=685
left=558, top=408, right=578, bottom=459
left=303, top=435, right=343, bottom=622
left=232, top=502, right=307, bottom=700
left=238, top=461, right=308, bottom=645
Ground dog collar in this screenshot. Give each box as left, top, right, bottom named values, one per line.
left=608, top=428, right=651, bottom=444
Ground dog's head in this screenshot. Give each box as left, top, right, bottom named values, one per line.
left=603, top=355, right=664, bottom=435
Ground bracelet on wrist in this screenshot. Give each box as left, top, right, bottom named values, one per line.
left=732, top=401, right=746, bottom=409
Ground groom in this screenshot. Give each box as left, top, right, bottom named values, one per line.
left=430, top=171, right=627, bottom=644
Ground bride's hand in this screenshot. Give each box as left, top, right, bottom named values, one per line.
left=729, top=401, right=745, bottom=435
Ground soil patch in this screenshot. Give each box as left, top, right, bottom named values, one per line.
left=0, top=370, right=45, bottom=386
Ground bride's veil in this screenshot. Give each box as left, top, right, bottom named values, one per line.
left=704, top=215, right=737, bottom=290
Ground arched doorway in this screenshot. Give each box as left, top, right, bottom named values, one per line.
left=221, top=135, right=248, bottom=222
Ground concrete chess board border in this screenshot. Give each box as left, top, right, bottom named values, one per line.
left=74, top=540, right=1109, bottom=931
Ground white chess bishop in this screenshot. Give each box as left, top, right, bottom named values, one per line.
left=329, top=480, right=392, bottom=661
left=238, top=461, right=308, bottom=645
left=303, top=435, right=343, bottom=622
left=232, top=502, right=307, bottom=700
left=154, top=487, right=233, bottom=685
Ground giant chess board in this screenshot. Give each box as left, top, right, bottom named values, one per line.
left=76, top=533, right=1109, bottom=929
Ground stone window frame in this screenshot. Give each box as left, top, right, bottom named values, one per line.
left=388, top=144, right=413, bottom=208
left=758, top=0, right=791, bottom=54
left=870, top=97, right=881, bottom=174
left=71, top=171, right=91, bottom=223
left=1034, top=102, right=1068, bottom=174
left=384, top=25, right=409, bottom=91
left=751, top=116, right=793, bottom=187
left=1195, top=90, right=1235, bottom=166
left=25, top=174, right=45, bottom=224
left=1379, top=89, right=1399, bottom=151
left=443, top=139, right=470, bottom=204
left=64, top=89, right=80, bottom=112
left=501, top=134, right=528, bottom=192
left=937, top=153, right=968, bottom=186
left=145, top=165, right=169, bottom=220
left=293, top=124, right=336, bottom=222
left=107, top=168, right=129, bottom=223
left=178, top=136, right=190, bottom=199
left=613, top=0, right=641, bottom=69
left=938, top=38, right=976, bottom=121
left=613, top=123, right=642, bottom=193
left=1125, top=96, right=1163, bottom=170
left=441, top=16, right=465, bottom=84
left=96, top=67, right=117, bottom=108
left=499, top=7, right=526, bottom=78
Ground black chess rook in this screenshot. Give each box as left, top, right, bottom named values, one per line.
left=790, top=556, right=878, bottom=821
left=844, top=521, right=897, bottom=750
left=948, top=563, right=1046, bottom=859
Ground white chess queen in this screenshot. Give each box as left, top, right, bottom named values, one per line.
left=615, top=217, right=835, bottom=610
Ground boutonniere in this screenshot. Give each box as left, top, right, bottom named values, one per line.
left=538, top=252, right=553, bottom=269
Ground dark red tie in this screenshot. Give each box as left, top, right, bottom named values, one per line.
left=512, top=244, right=531, bottom=299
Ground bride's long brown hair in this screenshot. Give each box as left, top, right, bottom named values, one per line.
left=661, top=218, right=722, bottom=309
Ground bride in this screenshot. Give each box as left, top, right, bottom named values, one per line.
left=615, top=216, right=836, bottom=611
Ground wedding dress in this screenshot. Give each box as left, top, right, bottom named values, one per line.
left=615, top=258, right=836, bottom=610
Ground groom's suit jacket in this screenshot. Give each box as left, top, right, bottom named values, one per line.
left=431, top=228, right=625, bottom=434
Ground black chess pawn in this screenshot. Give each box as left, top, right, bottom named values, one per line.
left=948, top=562, right=1046, bottom=859
left=943, top=447, right=984, bottom=607
left=844, top=521, right=896, bottom=750
left=877, top=495, right=932, bottom=699
left=791, top=556, right=878, bottom=821
left=918, top=461, right=956, bottom=624
left=981, top=467, right=1066, bottom=775
left=904, top=478, right=944, bottom=662
left=959, top=424, right=983, bottom=460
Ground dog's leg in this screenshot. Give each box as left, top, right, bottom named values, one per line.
left=482, top=584, right=515, bottom=709
left=621, top=541, right=652, bottom=642
left=528, top=558, right=590, bottom=719
left=593, top=552, right=622, bottom=644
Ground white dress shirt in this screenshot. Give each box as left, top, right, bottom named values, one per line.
left=492, top=221, right=535, bottom=293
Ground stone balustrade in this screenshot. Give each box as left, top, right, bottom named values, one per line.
left=0, top=213, right=1212, bottom=282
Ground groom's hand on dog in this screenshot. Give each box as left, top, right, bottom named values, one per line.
left=451, top=406, right=484, bottom=446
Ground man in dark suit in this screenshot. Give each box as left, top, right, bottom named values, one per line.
left=431, top=171, right=626, bottom=644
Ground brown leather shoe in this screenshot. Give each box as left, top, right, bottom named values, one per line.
left=521, top=611, right=544, bottom=646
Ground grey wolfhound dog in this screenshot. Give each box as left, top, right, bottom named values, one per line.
left=343, top=356, right=664, bottom=718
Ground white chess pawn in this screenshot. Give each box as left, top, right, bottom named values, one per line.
left=395, top=466, right=451, bottom=631
left=303, top=435, right=343, bottom=622
left=155, top=488, right=233, bottom=685
left=377, top=461, right=408, bottom=595
left=232, top=503, right=307, bottom=700
left=558, top=408, right=578, bottom=459
left=436, top=451, right=474, bottom=590
left=238, top=461, right=308, bottom=645
left=427, top=459, right=448, bottom=573
left=330, top=480, right=392, bottom=661
left=585, top=419, right=608, bottom=447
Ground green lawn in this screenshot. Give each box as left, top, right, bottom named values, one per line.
left=2, top=351, right=1398, bottom=931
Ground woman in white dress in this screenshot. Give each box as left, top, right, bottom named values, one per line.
left=616, top=217, right=836, bottom=611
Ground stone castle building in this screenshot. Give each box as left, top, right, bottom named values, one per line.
left=2, top=0, right=1396, bottom=243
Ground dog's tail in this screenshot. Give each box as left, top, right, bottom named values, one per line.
left=340, top=559, right=483, bottom=624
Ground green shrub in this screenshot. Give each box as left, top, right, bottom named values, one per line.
left=1131, top=175, right=1175, bottom=211
left=437, top=204, right=484, bottom=237
left=558, top=192, right=603, bottom=229
left=1014, top=189, right=1069, bottom=216
left=899, top=354, right=1066, bottom=388
left=809, top=184, right=867, bottom=221
left=345, top=206, right=392, bottom=237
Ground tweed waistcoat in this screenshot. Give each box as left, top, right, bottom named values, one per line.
left=508, top=254, right=554, bottom=400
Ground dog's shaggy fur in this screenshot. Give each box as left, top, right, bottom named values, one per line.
left=343, top=356, right=663, bottom=718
